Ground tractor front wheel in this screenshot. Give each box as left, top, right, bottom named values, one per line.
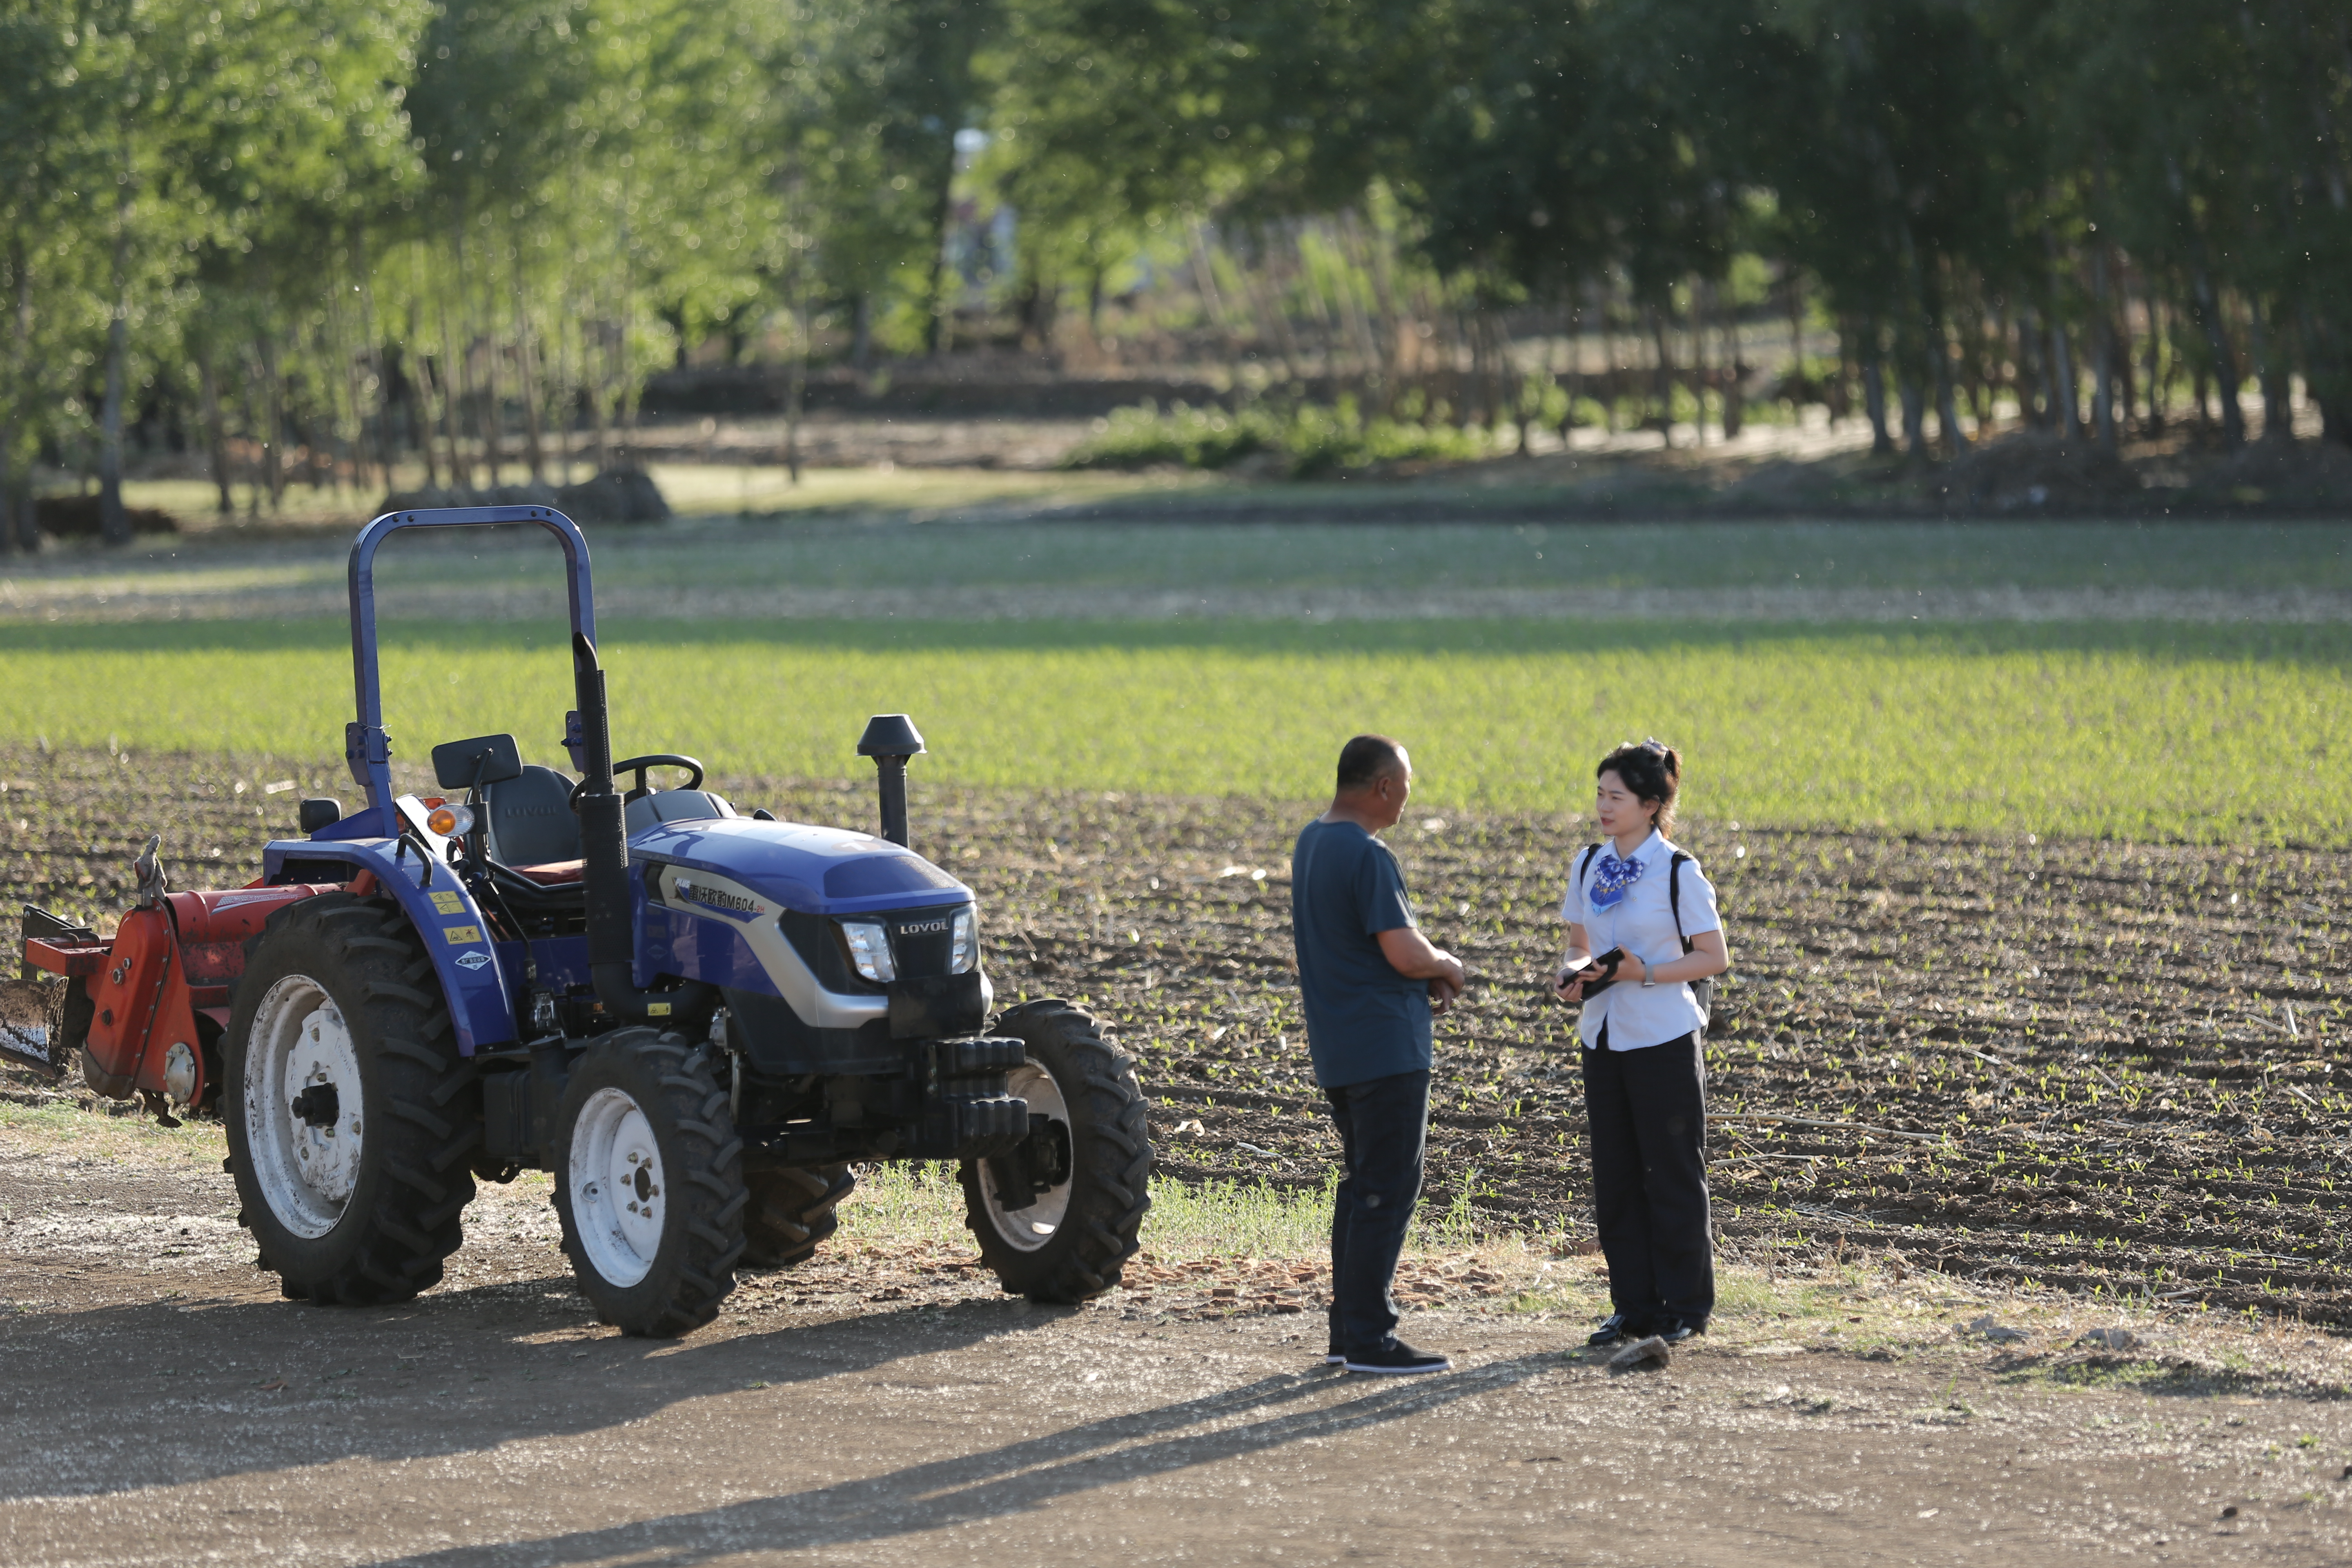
left=223, top=892, right=480, bottom=1305
left=960, top=998, right=1151, bottom=1303
left=553, top=1028, right=747, bottom=1336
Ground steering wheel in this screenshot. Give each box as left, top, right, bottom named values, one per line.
left=568, top=753, right=705, bottom=810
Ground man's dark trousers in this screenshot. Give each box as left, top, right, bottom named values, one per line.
left=1581, top=1031, right=1714, bottom=1329
left=1325, top=1068, right=1430, bottom=1355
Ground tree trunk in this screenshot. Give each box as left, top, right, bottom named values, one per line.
left=1345, top=211, right=1401, bottom=395
left=2048, top=318, right=2082, bottom=440
left=588, top=317, right=612, bottom=475
left=1601, top=298, right=1619, bottom=433
left=851, top=293, right=872, bottom=372
left=2249, top=298, right=2294, bottom=443
left=2188, top=267, right=2245, bottom=447
left=354, top=227, right=387, bottom=493
left=1785, top=274, right=1806, bottom=412
left=1690, top=282, right=1713, bottom=445
left=256, top=330, right=287, bottom=512
left=1934, top=349, right=1968, bottom=456
left=2091, top=249, right=2118, bottom=456
left=512, top=251, right=546, bottom=483
left=2013, top=306, right=2045, bottom=428
left=1719, top=282, right=1744, bottom=440
left=786, top=273, right=808, bottom=486
left=1860, top=320, right=1893, bottom=454
left=330, top=282, right=363, bottom=496
left=923, top=150, right=956, bottom=357
left=552, top=309, right=575, bottom=485
left=196, top=350, right=233, bottom=515
left=2143, top=292, right=2167, bottom=434
left=1561, top=298, right=1584, bottom=443
left=412, top=341, right=442, bottom=489
left=0, top=239, right=31, bottom=552
left=436, top=298, right=470, bottom=490
left=1900, top=371, right=1928, bottom=461
left=234, top=356, right=263, bottom=518
left=467, top=236, right=503, bottom=486
left=1647, top=305, right=1676, bottom=448
left=98, top=206, right=134, bottom=546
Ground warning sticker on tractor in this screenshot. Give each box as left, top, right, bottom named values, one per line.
left=430, top=890, right=466, bottom=914
left=442, top=924, right=484, bottom=945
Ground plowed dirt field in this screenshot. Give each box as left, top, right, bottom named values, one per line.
left=3, top=747, right=2345, bottom=1322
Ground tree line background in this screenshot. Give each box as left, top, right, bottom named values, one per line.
left=3, top=0, right=2347, bottom=544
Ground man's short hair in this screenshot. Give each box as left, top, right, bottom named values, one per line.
left=1335, top=733, right=1407, bottom=792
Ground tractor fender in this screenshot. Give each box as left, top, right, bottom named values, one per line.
left=258, top=837, right=519, bottom=1055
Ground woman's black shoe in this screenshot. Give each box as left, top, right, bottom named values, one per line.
left=1655, top=1318, right=1702, bottom=1343
left=1586, top=1313, right=1639, bottom=1348
left=1342, top=1339, right=1452, bottom=1375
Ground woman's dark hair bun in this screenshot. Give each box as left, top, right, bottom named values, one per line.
left=1597, top=737, right=1682, bottom=834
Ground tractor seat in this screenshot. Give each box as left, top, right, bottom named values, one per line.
left=509, top=859, right=586, bottom=886
left=481, top=764, right=585, bottom=868
left=624, top=789, right=739, bottom=835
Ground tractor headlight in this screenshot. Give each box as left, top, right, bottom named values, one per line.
left=949, top=906, right=978, bottom=973
left=840, top=920, right=896, bottom=983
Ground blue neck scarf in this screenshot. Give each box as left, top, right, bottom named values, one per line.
left=1589, top=845, right=1646, bottom=909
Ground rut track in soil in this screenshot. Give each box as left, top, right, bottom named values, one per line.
left=3, top=747, right=2347, bottom=1321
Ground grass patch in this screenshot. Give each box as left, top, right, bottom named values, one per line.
left=0, top=1093, right=225, bottom=1155
left=2, top=615, right=2346, bottom=842
left=24, top=514, right=2350, bottom=597
left=838, top=1164, right=1485, bottom=1261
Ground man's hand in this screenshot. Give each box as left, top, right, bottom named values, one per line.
left=1377, top=926, right=1467, bottom=1013
left=1428, top=971, right=1463, bottom=1015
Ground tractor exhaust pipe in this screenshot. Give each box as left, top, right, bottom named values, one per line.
left=573, top=633, right=713, bottom=1029
left=856, top=714, right=925, bottom=849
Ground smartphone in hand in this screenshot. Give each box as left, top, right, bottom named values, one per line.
left=1555, top=947, right=1626, bottom=1003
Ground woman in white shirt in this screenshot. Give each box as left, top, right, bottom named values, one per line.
left=1555, top=739, right=1731, bottom=1347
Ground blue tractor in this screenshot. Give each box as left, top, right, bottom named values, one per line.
left=34, top=507, right=1152, bottom=1335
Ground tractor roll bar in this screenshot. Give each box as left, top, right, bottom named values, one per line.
left=344, top=506, right=597, bottom=824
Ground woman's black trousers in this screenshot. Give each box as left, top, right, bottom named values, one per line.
left=1581, top=1030, right=1715, bottom=1329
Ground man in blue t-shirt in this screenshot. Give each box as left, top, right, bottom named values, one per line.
left=1291, top=733, right=1466, bottom=1376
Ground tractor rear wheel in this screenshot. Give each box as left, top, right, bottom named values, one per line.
left=223, top=892, right=480, bottom=1306
left=741, top=1162, right=855, bottom=1268
left=960, top=998, right=1151, bottom=1303
left=552, top=1028, right=746, bottom=1336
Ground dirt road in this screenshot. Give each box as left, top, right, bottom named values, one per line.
left=6, top=1131, right=2352, bottom=1567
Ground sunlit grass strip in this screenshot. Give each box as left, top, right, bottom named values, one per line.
left=1, top=617, right=2346, bottom=843
left=840, top=1164, right=1488, bottom=1260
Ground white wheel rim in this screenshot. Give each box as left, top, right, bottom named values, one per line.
left=570, top=1087, right=665, bottom=1288
left=981, top=1061, right=1074, bottom=1253
left=243, top=976, right=366, bottom=1240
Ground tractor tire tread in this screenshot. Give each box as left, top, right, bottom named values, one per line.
left=362, top=979, right=438, bottom=1009
left=960, top=998, right=1150, bottom=1305
left=551, top=1028, right=745, bottom=1337
left=222, top=891, right=480, bottom=1311
left=740, top=1163, right=855, bottom=1269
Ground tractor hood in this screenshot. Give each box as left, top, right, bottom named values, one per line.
left=629, top=817, right=972, bottom=918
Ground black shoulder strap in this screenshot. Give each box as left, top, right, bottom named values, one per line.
left=1668, top=851, right=1694, bottom=953
left=1577, top=843, right=1601, bottom=902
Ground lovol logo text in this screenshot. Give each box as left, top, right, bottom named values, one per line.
left=899, top=918, right=949, bottom=936
left=675, top=878, right=760, bottom=918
